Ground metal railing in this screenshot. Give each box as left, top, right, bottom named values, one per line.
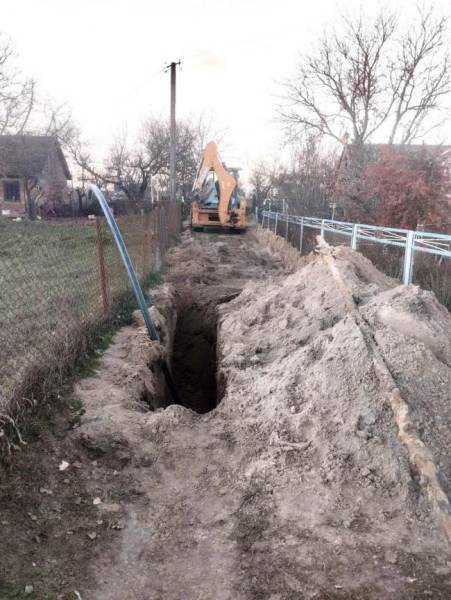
left=258, top=209, right=451, bottom=285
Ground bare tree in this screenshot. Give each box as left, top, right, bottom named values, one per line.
left=69, top=117, right=201, bottom=210
left=249, top=161, right=278, bottom=210
left=104, top=120, right=169, bottom=207
left=250, top=137, right=337, bottom=217
left=40, top=101, right=77, bottom=144
left=281, top=6, right=451, bottom=145
left=0, top=34, right=35, bottom=135
left=388, top=7, right=451, bottom=143
left=192, top=111, right=229, bottom=161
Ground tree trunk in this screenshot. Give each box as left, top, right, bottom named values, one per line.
left=25, top=180, right=37, bottom=220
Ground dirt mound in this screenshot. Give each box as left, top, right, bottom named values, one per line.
left=73, top=234, right=451, bottom=599
left=8, top=231, right=450, bottom=599
left=216, top=242, right=451, bottom=596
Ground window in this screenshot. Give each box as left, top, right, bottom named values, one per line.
left=3, top=180, right=20, bottom=202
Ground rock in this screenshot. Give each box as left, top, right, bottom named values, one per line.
left=24, top=585, right=34, bottom=595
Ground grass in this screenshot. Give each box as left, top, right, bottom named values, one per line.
left=0, top=583, right=53, bottom=600
left=0, top=216, right=165, bottom=456
left=0, top=220, right=102, bottom=403
left=2, top=268, right=164, bottom=454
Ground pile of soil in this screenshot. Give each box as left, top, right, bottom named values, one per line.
left=1, top=230, right=450, bottom=599
left=216, top=242, right=451, bottom=597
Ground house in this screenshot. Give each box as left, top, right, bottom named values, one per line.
left=0, top=135, right=72, bottom=218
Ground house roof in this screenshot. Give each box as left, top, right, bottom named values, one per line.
left=0, top=135, right=72, bottom=180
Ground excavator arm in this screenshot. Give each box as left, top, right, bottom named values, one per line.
left=192, top=141, right=237, bottom=225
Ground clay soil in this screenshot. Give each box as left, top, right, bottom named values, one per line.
left=1, top=229, right=451, bottom=599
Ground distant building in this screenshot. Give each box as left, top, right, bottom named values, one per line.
left=0, top=135, right=72, bottom=218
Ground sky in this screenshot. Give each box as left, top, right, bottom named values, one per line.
left=1, top=0, right=450, bottom=179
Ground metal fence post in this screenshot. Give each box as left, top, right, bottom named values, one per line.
left=320, top=219, right=325, bottom=238
left=274, top=213, right=278, bottom=235
left=255, top=206, right=259, bottom=226
left=403, top=230, right=415, bottom=285
left=351, top=224, right=358, bottom=250
left=285, top=217, right=289, bottom=240
left=299, top=218, right=304, bottom=254
left=95, top=217, right=109, bottom=315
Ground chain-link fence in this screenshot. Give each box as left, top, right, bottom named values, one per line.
left=0, top=204, right=181, bottom=434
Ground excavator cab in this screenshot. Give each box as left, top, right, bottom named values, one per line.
left=195, top=172, right=220, bottom=209
left=191, top=142, right=246, bottom=232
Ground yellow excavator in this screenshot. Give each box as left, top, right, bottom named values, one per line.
left=191, top=141, right=246, bottom=232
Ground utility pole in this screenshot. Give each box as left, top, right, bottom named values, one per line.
left=166, top=60, right=181, bottom=204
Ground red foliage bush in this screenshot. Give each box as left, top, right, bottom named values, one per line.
left=364, top=147, right=450, bottom=230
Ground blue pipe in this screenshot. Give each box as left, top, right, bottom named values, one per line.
left=88, top=184, right=180, bottom=403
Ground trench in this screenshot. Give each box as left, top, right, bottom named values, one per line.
left=170, top=300, right=219, bottom=414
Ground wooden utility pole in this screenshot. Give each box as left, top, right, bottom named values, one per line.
left=167, top=61, right=181, bottom=204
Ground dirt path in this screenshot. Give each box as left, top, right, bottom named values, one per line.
left=76, top=231, right=294, bottom=600
left=1, top=229, right=451, bottom=599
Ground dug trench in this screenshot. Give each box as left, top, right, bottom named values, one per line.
left=2, top=229, right=451, bottom=600
left=171, top=299, right=219, bottom=414
left=169, top=285, right=243, bottom=414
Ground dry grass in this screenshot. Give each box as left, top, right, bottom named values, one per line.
left=254, top=228, right=308, bottom=271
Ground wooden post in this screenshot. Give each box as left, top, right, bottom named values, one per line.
left=141, top=210, right=151, bottom=279
left=159, top=206, right=166, bottom=265
left=151, top=209, right=158, bottom=270
left=95, top=217, right=109, bottom=315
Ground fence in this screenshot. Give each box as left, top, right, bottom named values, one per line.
left=0, top=203, right=181, bottom=428
left=259, top=209, right=451, bottom=307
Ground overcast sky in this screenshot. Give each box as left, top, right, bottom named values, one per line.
left=1, top=0, right=450, bottom=176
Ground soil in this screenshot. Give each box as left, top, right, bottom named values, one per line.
left=1, top=228, right=451, bottom=599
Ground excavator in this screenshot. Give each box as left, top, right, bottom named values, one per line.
left=191, top=141, right=246, bottom=232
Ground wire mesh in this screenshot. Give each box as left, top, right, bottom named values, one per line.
left=0, top=203, right=181, bottom=423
